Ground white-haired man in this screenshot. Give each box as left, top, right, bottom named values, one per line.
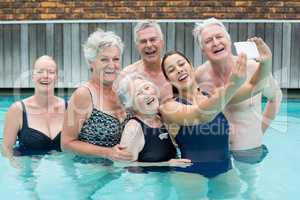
left=120, top=20, right=172, bottom=103
left=193, top=18, right=282, bottom=199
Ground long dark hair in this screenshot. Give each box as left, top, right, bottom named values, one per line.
left=161, top=50, right=192, bottom=96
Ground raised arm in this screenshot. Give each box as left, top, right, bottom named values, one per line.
left=1, top=102, right=22, bottom=163
left=229, top=37, right=273, bottom=104
left=61, top=87, right=132, bottom=161
left=261, top=77, right=282, bottom=133
left=160, top=54, right=247, bottom=126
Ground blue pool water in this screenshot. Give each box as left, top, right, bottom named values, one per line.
left=0, top=96, right=299, bottom=199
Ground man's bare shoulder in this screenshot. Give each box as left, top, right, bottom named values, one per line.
left=195, top=62, right=211, bottom=81
left=122, top=60, right=143, bottom=74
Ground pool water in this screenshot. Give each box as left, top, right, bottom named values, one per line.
left=0, top=96, right=299, bottom=200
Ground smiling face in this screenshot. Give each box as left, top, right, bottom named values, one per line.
left=90, top=46, right=121, bottom=85
left=200, top=24, right=232, bottom=62
left=130, top=78, right=160, bottom=115
left=32, top=57, right=57, bottom=93
left=136, top=27, right=164, bottom=65
left=162, top=53, right=195, bottom=92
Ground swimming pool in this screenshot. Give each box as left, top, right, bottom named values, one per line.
left=0, top=96, right=299, bottom=200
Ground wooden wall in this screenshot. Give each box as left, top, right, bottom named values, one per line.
left=0, top=21, right=299, bottom=88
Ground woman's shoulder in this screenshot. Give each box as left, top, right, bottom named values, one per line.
left=69, top=85, right=93, bottom=107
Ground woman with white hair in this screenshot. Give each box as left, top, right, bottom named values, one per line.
left=2, top=55, right=67, bottom=165
left=115, top=73, right=191, bottom=164
left=61, top=29, right=132, bottom=161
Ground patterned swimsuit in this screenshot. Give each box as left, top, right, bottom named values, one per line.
left=78, top=86, right=124, bottom=148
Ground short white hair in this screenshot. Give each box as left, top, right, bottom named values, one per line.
left=134, top=20, right=163, bottom=44
left=114, top=73, right=149, bottom=109
left=83, top=29, right=124, bottom=64
left=193, top=17, right=231, bottom=49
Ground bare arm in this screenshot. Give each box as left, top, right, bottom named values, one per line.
left=61, top=87, right=132, bottom=161
left=1, top=102, right=22, bottom=161
left=120, top=120, right=145, bottom=161
left=160, top=54, right=247, bottom=126
left=230, top=37, right=273, bottom=104
left=261, top=77, right=282, bottom=133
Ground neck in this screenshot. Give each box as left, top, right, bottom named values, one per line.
left=142, top=59, right=162, bottom=73
left=90, top=78, right=113, bottom=93
left=33, top=92, right=55, bottom=108
left=135, top=112, right=161, bottom=126
left=210, top=55, right=234, bottom=79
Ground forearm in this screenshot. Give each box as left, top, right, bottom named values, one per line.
left=62, top=140, right=112, bottom=159
left=249, top=60, right=272, bottom=92
left=198, top=82, right=240, bottom=114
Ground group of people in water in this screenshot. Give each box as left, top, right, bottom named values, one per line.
left=1, top=18, right=282, bottom=199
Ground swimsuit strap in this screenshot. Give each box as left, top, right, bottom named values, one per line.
left=64, top=100, right=68, bottom=109
left=20, top=101, right=29, bottom=129
left=81, top=85, right=94, bottom=108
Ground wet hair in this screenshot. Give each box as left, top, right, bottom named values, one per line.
left=114, top=73, right=149, bottom=110
left=83, top=29, right=124, bottom=65
left=193, top=17, right=231, bottom=49
left=161, top=50, right=192, bottom=96
left=134, top=20, right=163, bottom=44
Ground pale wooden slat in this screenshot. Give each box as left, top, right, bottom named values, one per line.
left=36, top=24, right=46, bottom=57
left=12, top=25, right=21, bottom=88
left=192, top=22, right=202, bottom=67
left=115, top=23, right=124, bottom=67
left=273, top=23, right=283, bottom=86
left=20, top=24, right=29, bottom=87
left=46, top=24, right=54, bottom=56
left=247, top=23, right=256, bottom=38
left=0, top=25, right=4, bottom=87
left=131, top=23, right=140, bottom=64
left=238, top=23, right=248, bottom=41
left=175, top=23, right=184, bottom=52
left=63, top=24, right=72, bottom=88
left=264, top=23, right=275, bottom=77
left=28, top=24, right=37, bottom=87
left=71, top=23, right=81, bottom=88
left=160, top=22, right=167, bottom=54
left=184, top=23, right=194, bottom=66
left=122, top=23, right=132, bottom=67
left=3, top=25, right=12, bottom=88
left=80, top=23, right=89, bottom=83
left=281, top=23, right=291, bottom=88
left=166, top=22, right=175, bottom=52
left=54, top=24, right=64, bottom=88
left=290, top=23, right=300, bottom=88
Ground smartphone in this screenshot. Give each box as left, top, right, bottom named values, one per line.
left=234, top=41, right=260, bottom=59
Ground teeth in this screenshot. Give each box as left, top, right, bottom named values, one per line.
left=214, top=48, right=224, bottom=54
left=146, top=97, right=155, bottom=105
left=178, top=73, right=188, bottom=81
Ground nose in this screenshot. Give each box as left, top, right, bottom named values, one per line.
left=212, top=37, right=219, bottom=46
left=146, top=40, right=152, bottom=47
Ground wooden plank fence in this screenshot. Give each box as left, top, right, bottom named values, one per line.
left=0, top=22, right=299, bottom=88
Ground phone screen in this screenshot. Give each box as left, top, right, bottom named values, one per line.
left=234, top=42, right=260, bottom=59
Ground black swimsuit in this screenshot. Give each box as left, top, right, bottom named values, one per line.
left=13, top=101, right=67, bottom=156
left=130, top=117, right=176, bottom=162
left=173, top=97, right=232, bottom=178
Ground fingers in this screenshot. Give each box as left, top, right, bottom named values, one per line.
left=235, top=53, right=247, bottom=75
left=248, top=36, right=272, bottom=62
